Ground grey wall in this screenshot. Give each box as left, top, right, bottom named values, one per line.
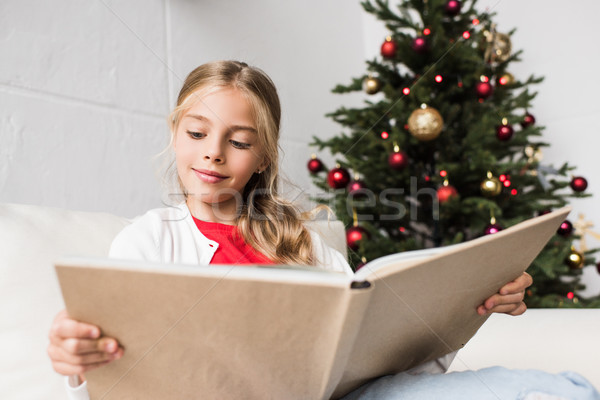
left=1, top=0, right=599, bottom=293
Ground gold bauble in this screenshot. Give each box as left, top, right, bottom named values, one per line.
left=364, top=76, right=382, bottom=95
left=480, top=172, right=502, bottom=196
left=565, top=249, right=584, bottom=269
left=492, top=32, right=512, bottom=63
left=407, top=105, right=444, bottom=141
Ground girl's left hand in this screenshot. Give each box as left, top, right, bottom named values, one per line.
left=476, top=272, right=533, bottom=316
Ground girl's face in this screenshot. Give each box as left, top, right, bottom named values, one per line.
left=174, top=87, right=268, bottom=221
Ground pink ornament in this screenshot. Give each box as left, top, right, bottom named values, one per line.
left=484, top=224, right=503, bottom=235
left=570, top=176, right=588, bottom=192
left=412, top=37, right=428, bottom=54
left=445, top=0, right=462, bottom=16
left=475, top=81, right=494, bottom=98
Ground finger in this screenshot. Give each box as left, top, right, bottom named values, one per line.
left=50, top=317, right=101, bottom=341
left=487, top=302, right=527, bottom=316
left=60, top=337, right=121, bottom=356
left=487, top=292, right=525, bottom=308
left=49, top=342, right=123, bottom=366
left=499, top=272, right=533, bottom=295
left=51, top=359, right=113, bottom=377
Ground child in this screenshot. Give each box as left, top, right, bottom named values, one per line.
left=47, top=61, right=599, bottom=399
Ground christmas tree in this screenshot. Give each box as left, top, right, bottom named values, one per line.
left=308, top=0, right=600, bottom=307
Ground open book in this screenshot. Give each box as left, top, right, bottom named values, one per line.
left=55, top=207, right=570, bottom=400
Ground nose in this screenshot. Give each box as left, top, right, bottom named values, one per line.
left=203, top=137, right=225, bottom=163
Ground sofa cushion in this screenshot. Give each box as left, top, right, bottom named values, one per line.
left=0, top=203, right=130, bottom=399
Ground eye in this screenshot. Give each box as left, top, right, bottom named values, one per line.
left=186, top=130, right=205, bottom=139
left=230, top=140, right=251, bottom=150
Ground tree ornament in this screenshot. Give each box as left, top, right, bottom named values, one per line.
left=388, top=143, right=409, bottom=170
left=565, top=247, right=584, bottom=269
left=437, top=180, right=458, bottom=203
left=483, top=24, right=512, bottom=63
left=327, top=165, right=350, bottom=189
left=355, top=257, right=368, bottom=272
left=475, top=76, right=494, bottom=99
left=364, top=76, right=382, bottom=95
left=521, top=112, right=536, bottom=128
left=347, top=208, right=370, bottom=251
left=307, top=154, right=324, bottom=174
left=407, top=104, right=444, bottom=141
left=412, top=37, right=428, bottom=54
left=380, top=36, right=397, bottom=59
left=484, top=216, right=503, bottom=235
left=498, top=73, right=515, bottom=86
left=346, top=226, right=368, bottom=251
left=570, top=176, right=588, bottom=192
left=444, top=0, right=462, bottom=16
left=557, top=220, right=573, bottom=237
left=496, top=118, right=514, bottom=141
left=480, top=171, right=502, bottom=197
left=348, top=177, right=367, bottom=194
left=573, top=214, right=600, bottom=253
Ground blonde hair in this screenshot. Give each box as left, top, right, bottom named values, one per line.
left=165, top=60, right=328, bottom=266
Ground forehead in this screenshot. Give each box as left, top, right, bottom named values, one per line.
left=182, top=87, right=255, bottom=126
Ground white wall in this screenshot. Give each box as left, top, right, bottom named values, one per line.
left=0, top=0, right=366, bottom=217
left=1, top=0, right=598, bottom=294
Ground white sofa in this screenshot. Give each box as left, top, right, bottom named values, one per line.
left=1, top=202, right=598, bottom=399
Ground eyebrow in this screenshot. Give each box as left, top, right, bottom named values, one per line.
left=185, top=113, right=257, bottom=134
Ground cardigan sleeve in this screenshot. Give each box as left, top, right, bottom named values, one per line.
left=64, top=376, right=90, bottom=400
left=108, top=213, right=161, bottom=262
left=308, top=229, right=354, bottom=276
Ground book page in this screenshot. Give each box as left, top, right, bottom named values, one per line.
left=334, top=207, right=571, bottom=397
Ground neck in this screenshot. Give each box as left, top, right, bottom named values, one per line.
left=185, top=197, right=239, bottom=225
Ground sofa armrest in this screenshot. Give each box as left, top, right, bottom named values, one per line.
left=448, top=309, right=600, bottom=389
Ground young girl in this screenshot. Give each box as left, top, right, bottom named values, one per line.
left=47, top=61, right=599, bottom=400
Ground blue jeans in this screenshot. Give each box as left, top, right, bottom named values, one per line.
left=341, top=367, right=600, bottom=400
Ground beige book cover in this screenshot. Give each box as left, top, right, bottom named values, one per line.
left=55, top=206, right=570, bottom=400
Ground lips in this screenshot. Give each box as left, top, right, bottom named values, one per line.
left=193, top=168, right=229, bottom=183
left=194, top=169, right=228, bottom=178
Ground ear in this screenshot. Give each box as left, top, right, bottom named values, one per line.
left=256, top=157, right=270, bottom=174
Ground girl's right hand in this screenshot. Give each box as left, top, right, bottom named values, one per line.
left=47, top=310, right=124, bottom=382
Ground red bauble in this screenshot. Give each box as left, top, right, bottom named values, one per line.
left=348, top=180, right=367, bottom=194
left=346, top=226, right=369, bottom=251
left=496, top=124, right=514, bottom=141
left=355, top=261, right=367, bottom=272
left=381, top=38, right=397, bottom=59
left=437, top=185, right=458, bottom=203
left=484, top=224, right=503, bottom=235
left=307, top=157, right=324, bottom=174
left=327, top=167, right=350, bottom=189
left=444, top=0, right=462, bottom=16
left=557, top=220, right=573, bottom=237
left=475, top=81, right=494, bottom=98
left=521, top=113, right=536, bottom=128
left=388, top=151, right=409, bottom=170
left=570, top=176, right=588, bottom=192
left=412, top=37, right=428, bottom=54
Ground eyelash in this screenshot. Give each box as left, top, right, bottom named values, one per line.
left=186, top=131, right=251, bottom=150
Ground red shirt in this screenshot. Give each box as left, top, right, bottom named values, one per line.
left=192, top=216, right=275, bottom=265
